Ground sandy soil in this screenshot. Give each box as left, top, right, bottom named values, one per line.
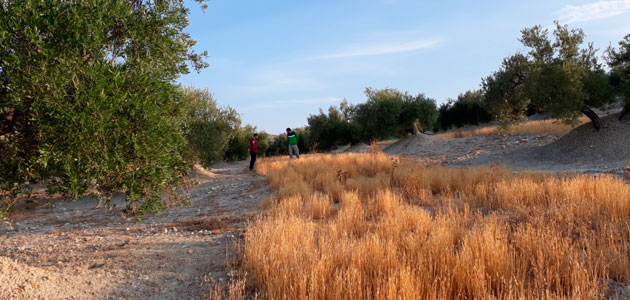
left=1, top=161, right=269, bottom=300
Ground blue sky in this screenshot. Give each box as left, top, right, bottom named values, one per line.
left=178, top=0, right=630, bottom=134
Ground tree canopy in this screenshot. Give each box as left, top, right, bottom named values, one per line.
left=182, top=87, right=240, bottom=167
left=435, top=90, right=492, bottom=131
left=607, top=33, right=630, bottom=120
left=0, top=0, right=207, bottom=219
left=483, top=22, right=616, bottom=129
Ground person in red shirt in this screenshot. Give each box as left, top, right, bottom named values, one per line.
left=249, top=133, right=258, bottom=171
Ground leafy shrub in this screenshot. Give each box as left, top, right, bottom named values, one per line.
left=353, top=88, right=405, bottom=140
left=0, top=0, right=207, bottom=219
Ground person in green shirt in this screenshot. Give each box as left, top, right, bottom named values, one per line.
left=286, top=128, right=300, bottom=159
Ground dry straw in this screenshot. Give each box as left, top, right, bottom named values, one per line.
left=242, top=152, right=630, bottom=299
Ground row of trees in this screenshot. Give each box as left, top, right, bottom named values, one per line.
left=306, top=88, right=439, bottom=151
left=306, top=23, right=630, bottom=151
left=305, top=87, right=498, bottom=151
left=435, top=90, right=492, bottom=131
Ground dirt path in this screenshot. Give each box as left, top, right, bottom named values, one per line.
left=1, top=161, right=269, bottom=300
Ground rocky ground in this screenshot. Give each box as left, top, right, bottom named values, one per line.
left=1, top=161, right=268, bottom=300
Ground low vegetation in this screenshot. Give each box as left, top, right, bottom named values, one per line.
left=243, top=153, right=630, bottom=299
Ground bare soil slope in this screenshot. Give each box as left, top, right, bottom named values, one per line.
left=474, top=114, right=630, bottom=174
left=343, top=143, right=371, bottom=153
left=1, top=161, right=269, bottom=300
left=529, top=114, right=630, bottom=165
left=384, top=134, right=445, bottom=155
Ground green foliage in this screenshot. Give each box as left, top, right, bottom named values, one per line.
left=306, top=89, right=437, bottom=148
left=267, top=128, right=311, bottom=155
left=182, top=87, right=240, bottom=167
left=483, top=22, right=615, bottom=128
left=354, top=88, right=404, bottom=140
left=267, top=134, right=288, bottom=156
left=353, top=88, right=437, bottom=140
left=435, top=90, right=493, bottom=131
left=0, top=0, right=207, bottom=219
left=483, top=54, right=533, bottom=127
left=307, top=100, right=360, bottom=151
left=224, top=125, right=269, bottom=161
left=607, top=33, right=630, bottom=110
left=399, top=93, right=438, bottom=133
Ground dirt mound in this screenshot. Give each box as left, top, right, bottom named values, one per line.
left=384, top=134, right=445, bottom=155
left=0, top=256, right=96, bottom=299
left=343, top=143, right=372, bottom=153
left=529, top=114, right=630, bottom=165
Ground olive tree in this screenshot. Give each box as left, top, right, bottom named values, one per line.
left=435, top=90, right=492, bottom=131
left=482, top=54, right=531, bottom=127
left=182, top=87, right=240, bottom=167
left=0, top=0, right=207, bottom=219
left=352, top=88, right=437, bottom=140
left=399, top=93, right=438, bottom=134
left=607, top=33, right=630, bottom=120
left=353, top=88, right=405, bottom=140
left=484, top=22, right=615, bottom=130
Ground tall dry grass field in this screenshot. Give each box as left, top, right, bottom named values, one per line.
left=242, top=153, right=630, bottom=299
left=433, top=118, right=589, bottom=138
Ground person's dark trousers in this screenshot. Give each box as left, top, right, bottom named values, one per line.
left=249, top=152, right=257, bottom=170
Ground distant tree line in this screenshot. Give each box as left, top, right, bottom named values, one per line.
left=303, top=22, right=630, bottom=151
left=297, top=88, right=439, bottom=152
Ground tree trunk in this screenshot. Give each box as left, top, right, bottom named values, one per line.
left=618, top=106, right=628, bottom=121
left=581, top=107, right=601, bottom=130
left=412, top=122, right=421, bottom=135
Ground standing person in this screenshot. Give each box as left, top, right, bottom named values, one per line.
left=286, top=128, right=300, bottom=159
left=249, top=133, right=258, bottom=171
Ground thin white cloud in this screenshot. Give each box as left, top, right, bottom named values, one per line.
left=314, top=39, right=441, bottom=60
left=558, top=0, right=630, bottom=24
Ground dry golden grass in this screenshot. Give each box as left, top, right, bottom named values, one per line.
left=242, top=153, right=630, bottom=299
left=433, top=118, right=589, bottom=138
